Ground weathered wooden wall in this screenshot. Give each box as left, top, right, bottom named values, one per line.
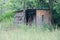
left=36, top=10, right=51, bottom=26
left=14, top=11, right=25, bottom=25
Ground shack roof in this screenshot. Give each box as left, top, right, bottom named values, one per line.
left=14, top=8, right=50, bottom=13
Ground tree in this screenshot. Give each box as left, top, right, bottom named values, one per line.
left=52, top=0, right=60, bottom=26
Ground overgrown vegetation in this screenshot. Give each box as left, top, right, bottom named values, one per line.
left=0, top=11, right=14, bottom=22
left=0, top=20, right=59, bottom=40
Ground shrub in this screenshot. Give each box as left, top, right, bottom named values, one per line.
left=0, top=11, right=14, bottom=22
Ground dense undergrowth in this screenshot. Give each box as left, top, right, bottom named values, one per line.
left=0, top=19, right=59, bottom=40
left=0, top=11, right=14, bottom=22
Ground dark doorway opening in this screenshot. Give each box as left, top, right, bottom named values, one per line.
left=25, top=9, right=36, bottom=24
left=42, top=15, right=44, bottom=22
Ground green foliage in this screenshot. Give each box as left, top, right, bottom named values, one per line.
left=53, top=10, right=60, bottom=26
left=9, top=0, right=24, bottom=10
left=53, top=0, right=60, bottom=13
left=0, top=0, right=50, bottom=11
left=52, top=0, right=60, bottom=26
left=0, top=11, right=14, bottom=21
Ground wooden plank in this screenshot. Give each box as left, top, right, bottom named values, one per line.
left=14, top=11, right=25, bottom=25
left=36, top=10, right=51, bottom=27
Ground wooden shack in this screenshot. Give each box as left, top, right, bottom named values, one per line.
left=14, top=9, right=51, bottom=26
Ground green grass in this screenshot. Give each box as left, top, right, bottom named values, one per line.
left=0, top=20, right=59, bottom=40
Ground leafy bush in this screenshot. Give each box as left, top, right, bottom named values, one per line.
left=53, top=10, right=60, bottom=27
left=0, top=11, right=14, bottom=22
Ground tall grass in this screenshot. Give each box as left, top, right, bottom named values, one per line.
left=0, top=20, right=58, bottom=40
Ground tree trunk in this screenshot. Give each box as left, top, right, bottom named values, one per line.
left=49, top=0, right=54, bottom=23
